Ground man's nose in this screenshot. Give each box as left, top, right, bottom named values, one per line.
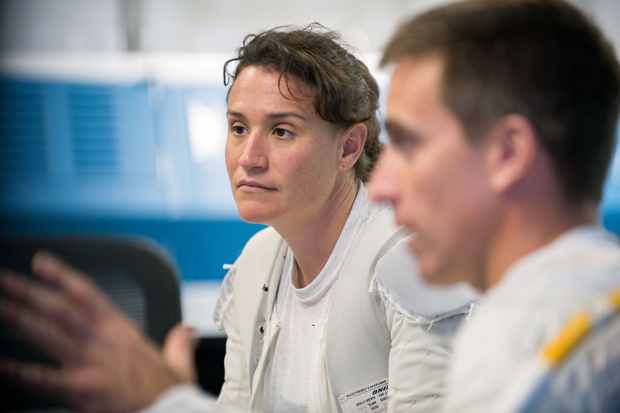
left=368, top=149, right=400, bottom=205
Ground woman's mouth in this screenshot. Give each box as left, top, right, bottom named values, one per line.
left=237, top=179, right=276, bottom=192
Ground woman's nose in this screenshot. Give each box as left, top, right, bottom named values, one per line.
left=238, top=132, right=268, bottom=170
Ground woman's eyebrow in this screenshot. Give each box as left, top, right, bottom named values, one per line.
left=226, top=110, right=246, bottom=119
left=266, top=112, right=307, bottom=122
left=226, top=110, right=307, bottom=122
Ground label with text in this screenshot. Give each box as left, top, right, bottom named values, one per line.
left=337, top=378, right=389, bottom=413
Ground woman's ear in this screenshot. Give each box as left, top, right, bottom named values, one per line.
left=339, top=124, right=367, bottom=172
left=485, top=114, right=537, bottom=193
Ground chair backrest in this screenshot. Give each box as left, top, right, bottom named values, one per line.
left=0, top=236, right=182, bottom=412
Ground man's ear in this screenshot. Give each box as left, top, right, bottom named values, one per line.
left=485, top=114, right=538, bottom=193
left=338, top=124, right=367, bottom=172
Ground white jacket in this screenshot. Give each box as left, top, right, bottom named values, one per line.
left=214, top=206, right=477, bottom=413
left=446, top=226, right=620, bottom=412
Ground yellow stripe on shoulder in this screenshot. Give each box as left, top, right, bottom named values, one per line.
left=541, top=311, right=592, bottom=366
left=610, top=287, right=620, bottom=311
left=540, top=286, right=620, bottom=367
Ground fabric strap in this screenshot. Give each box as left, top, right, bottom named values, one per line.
left=326, top=206, right=410, bottom=411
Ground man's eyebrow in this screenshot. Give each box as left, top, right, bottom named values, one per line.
left=384, top=120, right=420, bottom=144
left=384, top=120, right=408, bottom=137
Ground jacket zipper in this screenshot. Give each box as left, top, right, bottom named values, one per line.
left=248, top=320, right=281, bottom=412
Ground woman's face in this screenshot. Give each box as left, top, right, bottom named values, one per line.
left=225, top=66, right=345, bottom=228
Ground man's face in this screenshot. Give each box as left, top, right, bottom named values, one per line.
left=370, top=56, right=497, bottom=287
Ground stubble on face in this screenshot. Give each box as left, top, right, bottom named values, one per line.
left=371, top=56, right=494, bottom=288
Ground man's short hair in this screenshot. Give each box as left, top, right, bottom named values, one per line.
left=383, top=0, right=620, bottom=202
left=225, top=24, right=382, bottom=183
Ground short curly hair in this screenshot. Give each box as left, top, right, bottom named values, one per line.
left=224, top=24, right=382, bottom=182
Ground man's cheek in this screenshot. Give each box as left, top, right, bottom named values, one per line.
left=403, top=171, right=427, bottom=206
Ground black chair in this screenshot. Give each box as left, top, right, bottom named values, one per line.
left=0, top=236, right=182, bottom=412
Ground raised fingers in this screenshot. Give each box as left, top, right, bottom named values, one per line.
left=0, top=294, right=83, bottom=365
left=0, top=357, right=75, bottom=401
left=31, top=252, right=113, bottom=319
left=0, top=269, right=93, bottom=341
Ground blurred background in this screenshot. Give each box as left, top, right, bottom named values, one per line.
left=1, top=0, right=620, bottom=337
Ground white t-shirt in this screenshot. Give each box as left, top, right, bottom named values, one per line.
left=266, top=185, right=380, bottom=412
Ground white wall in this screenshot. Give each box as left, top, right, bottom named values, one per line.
left=0, top=0, right=125, bottom=51
left=2, top=0, right=617, bottom=55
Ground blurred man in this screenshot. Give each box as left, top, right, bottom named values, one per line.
left=369, top=0, right=620, bottom=411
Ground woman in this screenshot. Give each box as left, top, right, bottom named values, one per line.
left=205, top=25, right=476, bottom=413
left=0, top=25, right=476, bottom=413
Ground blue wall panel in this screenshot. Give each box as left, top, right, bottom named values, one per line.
left=0, top=217, right=265, bottom=281
left=0, top=76, right=260, bottom=281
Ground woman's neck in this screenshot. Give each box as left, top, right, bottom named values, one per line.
left=277, top=179, right=360, bottom=288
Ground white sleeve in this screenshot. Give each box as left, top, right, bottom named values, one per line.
left=136, top=384, right=220, bottom=413
left=383, top=299, right=465, bottom=413
left=213, top=263, right=237, bottom=331
left=213, top=264, right=251, bottom=410
left=140, top=263, right=250, bottom=413
left=373, top=240, right=478, bottom=413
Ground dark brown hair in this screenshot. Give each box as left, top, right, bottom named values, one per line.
left=383, top=0, right=620, bottom=202
left=224, top=24, right=382, bottom=182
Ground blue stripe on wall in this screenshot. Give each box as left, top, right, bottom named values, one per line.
left=0, top=217, right=265, bottom=281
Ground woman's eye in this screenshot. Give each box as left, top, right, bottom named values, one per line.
left=274, top=128, right=291, bottom=138
left=232, top=125, right=247, bottom=135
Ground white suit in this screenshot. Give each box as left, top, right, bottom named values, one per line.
left=215, top=188, right=476, bottom=412
left=446, top=226, right=620, bottom=412
left=143, top=188, right=477, bottom=413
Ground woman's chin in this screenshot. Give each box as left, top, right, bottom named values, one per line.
left=236, top=206, right=276, bottom=225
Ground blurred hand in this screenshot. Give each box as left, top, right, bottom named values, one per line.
left=163, top=323, right=198, bottom=383
left=0, top=252, right=182, bottom=413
